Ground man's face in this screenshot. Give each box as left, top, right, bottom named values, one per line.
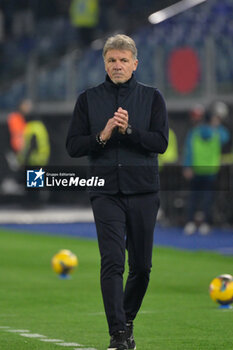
left=104, top=49, right=138, bottom=84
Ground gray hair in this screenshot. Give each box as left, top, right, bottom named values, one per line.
left=103, top=34, right=138, bottom=60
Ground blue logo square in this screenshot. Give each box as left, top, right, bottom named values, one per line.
left=27, top=169, right=45, bottom=188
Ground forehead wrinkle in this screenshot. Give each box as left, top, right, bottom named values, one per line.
left=105, top=50, right=133, bottom=60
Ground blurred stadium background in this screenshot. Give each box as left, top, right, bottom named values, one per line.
left=0, top=0, right=232, bottom=232
left=1, top=3, right=233, bottom=349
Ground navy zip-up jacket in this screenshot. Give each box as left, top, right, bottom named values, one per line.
left=66, top=74, right=168, bottom=193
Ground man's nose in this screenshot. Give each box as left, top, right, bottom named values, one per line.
left=113, top=62, right=122, bottom=70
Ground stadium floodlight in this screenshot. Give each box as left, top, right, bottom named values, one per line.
left=148, top=0, right=207, bottom=24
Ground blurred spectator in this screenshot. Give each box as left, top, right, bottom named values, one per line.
left=183, top=102, right=230, bottom=235
left=189, top=104, right=205, bottom=127
left=18, top=109, right=50, bottom=167
left=2, top=99, right=32, bottom=195
left=10, top=99, right=51, bottom=207
left=6, top=100, right=28, bottom=170
left=6, top=99, right=50, bottom=169
left=158, top=128, right=178, bottom=226
left=159, top=128, right=178, bottom=167
left=211, top=101, right=233, bottom=164
left=69, top=0, right=99, bottom=47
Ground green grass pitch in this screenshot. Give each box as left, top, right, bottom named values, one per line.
left=0, top=228, right=233, bottom=350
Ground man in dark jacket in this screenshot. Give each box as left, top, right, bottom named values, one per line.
left=66, top=34, right=168, bottom=350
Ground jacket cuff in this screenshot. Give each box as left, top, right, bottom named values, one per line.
left=127, top=127, right=141, bottom=144
left=89, top=134, right=105, bottom=151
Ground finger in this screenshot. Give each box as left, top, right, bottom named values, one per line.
left=113, top=118, right=122, bottom=126
left=117, top=107, right=128, bottom=116
left=115, top=110, right=127, bottom=115
left=116, top=119, right=126, bottom=126
left=117, top=107, right=126, bottom=113
left=114, top=120, right=126, bottom=128
left=114, top=116, right=127, bottom=125
left=114, top=112, right=128, bottom=121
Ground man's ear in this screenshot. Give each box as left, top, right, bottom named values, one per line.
left=133, top=60, right=139, bottom=71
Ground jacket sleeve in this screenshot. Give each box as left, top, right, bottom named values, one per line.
left=66, top=91, right=103, bottom=157
left=126, top=90, right=169, bottom=154
left=183, top=130, right=193, bottom=167
left=217, top=125, right=230, bottom=145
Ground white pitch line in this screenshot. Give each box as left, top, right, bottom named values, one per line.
left=55, top=342, right=84, bottom=347
left=74, top=348, right=98, bottom=350
left=39, top=338, right=64, bottom=342
left=7, top=329, right=30, bottom=333
left=20, top=333, right=47, bottom=338
left=3, top=326, right=95, bottom=349
left=140, top=310, right=157, bottom=314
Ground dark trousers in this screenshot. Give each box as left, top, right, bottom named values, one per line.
left=187, top=175, right=216, bottom=223
left=90, top=192, right=160, bottom=335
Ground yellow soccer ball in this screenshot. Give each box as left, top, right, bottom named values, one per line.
left=209, top=274, right=233, bottom=305
left=51, top=249, right=78, bottom=277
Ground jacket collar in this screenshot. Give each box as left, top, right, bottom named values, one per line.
left=104, top=74, right=137, bottom=94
